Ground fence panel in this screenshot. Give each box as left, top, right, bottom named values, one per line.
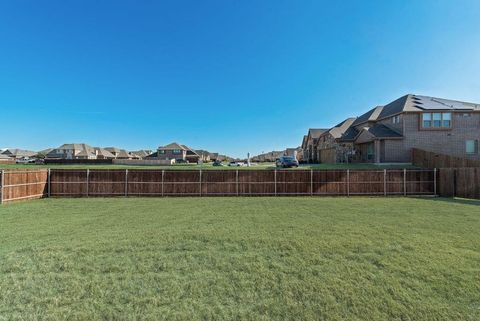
left=1, top=169, right=48, bottom=202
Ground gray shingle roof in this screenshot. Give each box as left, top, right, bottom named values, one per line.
left=159, top=142, right=186, bottom=150
left=2, top=149, right=37, bottom=158
left=378, top=94, right=480, bottom=119
left=308, top=128, right=328, bottom=139
left=338, top=127, right=359, bottom=142
left=352, top=106, right=384, bottom=126
left=328, top=117, right=357, bottom=139
left=367, top=124, right=403, bottom=139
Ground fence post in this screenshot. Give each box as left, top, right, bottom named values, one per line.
left=199, top=169, right=202, bottom=197
left=0, top=170, right=4, bottom=204
left=384, top=169, right=387, bottom=196
left=86, top=169, right=90, bottom=197
left=310, top=169, right=313, bottom=196
left=236, top=170, right=239, bottom=196
left=48, top=168, right=51, bottom=198
left=433, top=168, right=437, bottom=196
left=453, top=169, right=457, bottom=198
left=125, top=169, right=128, bottom=197
left=274, top=169, right=277, bottom=196
left=347, top=170, right=350, bottom=196
left=403, top=168, right=407, bottom=196
left=161, top=170, right=164, bottom=197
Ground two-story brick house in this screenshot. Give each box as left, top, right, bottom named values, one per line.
left=338, top=94, right=480, bottom=163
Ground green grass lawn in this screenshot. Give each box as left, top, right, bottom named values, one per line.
left=1, top=197, right=479, bottom=321
left=0, top=162, right=417, bottom=170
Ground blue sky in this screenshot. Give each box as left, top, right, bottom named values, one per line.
left=1, top=0, right=479, bottom=157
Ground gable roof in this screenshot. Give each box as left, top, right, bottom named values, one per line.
left=307, top=128, right=328, bottom=141
left=130, top=150, right=151, bottom=158
left=181, top=145, right=200, bottom=156
left=327, top=117, right=357, bottom=139
left=352, top=106, right=384, bottom=126
left=2, top=149, right=37, bottom=158
left=159, top=142, right=186, bottom=150
left=94, top=148, right=116, bottom=159
left=301, top=135, right=308, bottom=149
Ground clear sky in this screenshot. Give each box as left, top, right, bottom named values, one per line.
left=1, top=0, right=480, bottom=157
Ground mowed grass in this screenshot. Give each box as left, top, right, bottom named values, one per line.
left=0, top=197, right=479, bottom=321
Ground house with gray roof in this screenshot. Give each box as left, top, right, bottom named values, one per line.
left=1, top=149, right=36, bottom=159
left=304, top=128, right=328, bottom=163
left=337, top=94, right=480, bottom=163
left=315, top=117, right=357, bottom=163
left=46, top=144, right=96, bottom=159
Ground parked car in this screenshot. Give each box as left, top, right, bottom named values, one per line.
left=276, top=156, right=299, bottom=168
left=228, top=161, right=241, bottom=167
left=16, top=157, right=35, bottom=164
left=212, top=160, right=224, bottom=166
left=175, top=159, right=189, bottom=164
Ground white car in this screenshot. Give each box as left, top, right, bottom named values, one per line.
left=16, top=157, right=35, bottom=164
left=228, top=161, right=242, bottom=167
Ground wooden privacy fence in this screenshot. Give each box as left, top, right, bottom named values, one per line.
left=412, top=148, right=480, bottom=168
left=437, top=167, right=480, bottom=199
left=49, top=169, right=435, bottom=197
left=0, top=169, right=437, bottom=203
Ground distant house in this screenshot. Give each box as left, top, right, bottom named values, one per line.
left=182, top=145, right=200, bottom=163
left=104, top=147, right=133, bottom=159
left=0, top=153, right=14, bottom=163
left=252, top=151, right=284, bottom=162
left=300, top=135, right=308, bottom=162
left=195, top=150, right=211, bottom=162
left=130, top=150, right=152, bottom=159
left=1, top=149, right=36, bottom=159
left=305, top=129, right=328, bottom=163
left=93, top=148, right=116, bottom=160
left=284, top=147, right=302, bottom=160
left=337, top=94, right=480, bottom=163
left=152, top=142, right=187, bottom=162
left=46, top=144, right=96, bottom=159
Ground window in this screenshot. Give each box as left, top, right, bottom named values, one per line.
left=422, top=113, right=431, bottom=128
left=466, top=140, right=477, bottom=154
left=462, top=113, right=471, bottom=117
left=442, top=113, right=451, bottom=127
left=433, top=113, right=442, bottom=127
left=392, top=115, right=400, bottom=124
left=159, top=150, right=166, bottom=154
left=173, top=149, right=182, bottom=154
left=421, top=112, right=452, bottom=129
left=367, top=143, right=374, bottom=160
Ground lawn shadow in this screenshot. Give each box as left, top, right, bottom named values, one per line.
left=425, top=197, right=480, bottom=207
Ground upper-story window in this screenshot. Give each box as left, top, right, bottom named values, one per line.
left=159, top=150, right=166, bottom=154
left=173, top=149, right=182, bottom=154
left=421, top=112, right=451, bottom=129
left=392, top=115, right=400, bottom=124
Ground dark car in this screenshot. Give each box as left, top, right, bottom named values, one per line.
left=175, top=159, right=189, bottom=164
left=212, top=160, right=224, bottom=166
left=276, top=156, right=299, bottom=168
